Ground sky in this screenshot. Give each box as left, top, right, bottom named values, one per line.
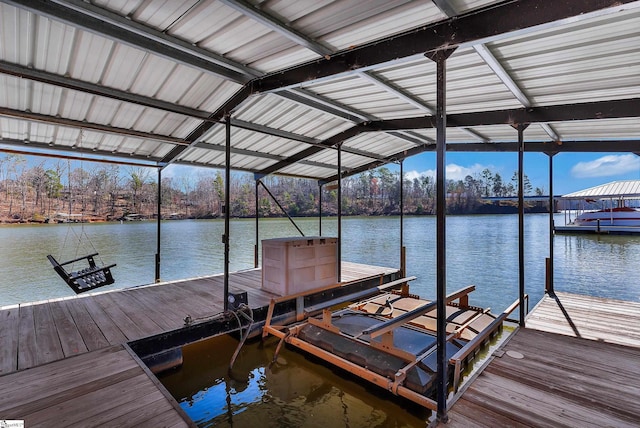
left=395, top=151, right=640, bottom=196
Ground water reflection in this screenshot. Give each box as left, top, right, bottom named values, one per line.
left=3, top=215, right=640, bottom=307
left=160, top=335, right=430, bottom=428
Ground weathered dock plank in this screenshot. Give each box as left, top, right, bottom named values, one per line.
left=0, top=306, right=19, bottom=374
left=526, top=291, right=640, bottom=347
left=61, top=298, right=110, bottom=351
left=17, top=304, right=37, bottom=370
left=80, top=296, right=129, bottom=345
left=100, top=291, right=165, bottom=338
left=49, top=300, right=88, bottom=357
left=445, top=293, right=640, bottom=427
left=122, top=288, right=178, bottom=331
left=91, top=293, right=151, bottom=340
left=0, top=345, right=193, bottom=428
left=1, top=262, right=398, bottom=375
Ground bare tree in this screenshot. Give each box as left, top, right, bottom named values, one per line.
left=128, top=167, right=151, bottom=213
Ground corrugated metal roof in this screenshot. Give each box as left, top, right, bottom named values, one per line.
left=0, top=0, right=639, bottom=180
left=488, top=8, right=640, bottom=106
left=562, top=180, right=640, bottom=199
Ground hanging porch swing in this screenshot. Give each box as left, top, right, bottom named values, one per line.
left=47, top=130, right=116, bottom=294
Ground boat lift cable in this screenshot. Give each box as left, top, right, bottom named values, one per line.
left=229, top=304, right=254, bottom=371
left=270, top=329, right=291, bottom=365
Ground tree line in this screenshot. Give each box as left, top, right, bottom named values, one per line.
left=0, top=154, right=545, bottom=222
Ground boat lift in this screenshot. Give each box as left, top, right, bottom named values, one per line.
left=262, top=280, right=522, bottom=411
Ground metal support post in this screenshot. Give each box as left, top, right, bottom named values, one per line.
left=224, top=115, right=231, bottom=312
left=337, top=143, right=342, bottom=283
left=255, top=178, right=259, bottom=268
left=400, top=160, right=405, bottom=276
left=426, top=47, right=456, bottom=424
left=155, top=167, right=161, bottom=283
left=547, top=153, right=554, bottom=293
left=318, top=182, right=323, bottom=236
left=516, top=123, right=529, bottom=326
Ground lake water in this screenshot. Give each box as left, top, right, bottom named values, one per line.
left=3, top=214, right=640, bottom=426
left=2, top=214, right=640, bottom=310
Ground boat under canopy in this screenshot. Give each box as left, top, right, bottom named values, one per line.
left=556, top=180, right=640, bottom=234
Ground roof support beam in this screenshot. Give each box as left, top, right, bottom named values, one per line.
left=0, top=106, right=188, bottom=145
left=323, top=139, right=640, bottom=183
left=278, top=86, right=437, bottom=150
left=0, top=145, right=159, bottom=168
left=230, top=119, right=385, bottom=161
left=0, top=61, right=213, bottom=121
left=472, top=44, right=560, bottom=140
left=257, top=97, right=640, bottom=176
left=432, top=0, right=560, bottom=141
left=277, top=89, right=370, bottom=123
left=0, top=138, right=165, bottom=164
left=358, top=70, right=489, bottom=142
left=251, top=0, right=639, bottom=93
left=218, top=0, right=332, bottom=56
left=159, top=0, right=634, bottom=167
left=358, top=71, right=435, bottom=113
left=192, top=141, right=340, bottom=171
left=0, top=106, right=350, bottom=169
left=367, top=98, right=640, bottom=131
left=8, top=0, right=256, bottom=83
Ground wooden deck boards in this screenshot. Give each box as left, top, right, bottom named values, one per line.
left=0, top=344, right=193, bottom=428
left=525, top=291, right=640, bottom=347
left=0, top=261, right=395, bottom=375
left=445, top=292, right=640, bottom=427
left=0, top=261, right=395, bottom=427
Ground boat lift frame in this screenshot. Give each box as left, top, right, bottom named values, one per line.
left=262, top=281, right=522, bottom=412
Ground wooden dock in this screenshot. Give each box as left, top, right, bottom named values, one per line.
left=0, top=344, right=195, bottom=427
left=444, top=292, right=640, bottom=427
left=0, top=261, right=397, bottom=426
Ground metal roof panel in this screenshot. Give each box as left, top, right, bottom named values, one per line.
left=553, top=118, right=640, bottom=140
left=562, top=180, right=640, bottom=199
left=489, top=8, right=640, bottom=106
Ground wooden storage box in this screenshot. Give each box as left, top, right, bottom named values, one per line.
left=262, top=236, right=338, bottom=296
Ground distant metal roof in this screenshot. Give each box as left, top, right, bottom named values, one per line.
left=561, top=180, right=640, bottom=199
left=1, top=0, right=639, bottom=180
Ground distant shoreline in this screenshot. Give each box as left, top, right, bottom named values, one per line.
left=0, top=205, right=553, bottom=225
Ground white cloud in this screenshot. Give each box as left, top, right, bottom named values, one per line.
left=405, top=163, right=496, bottom=182
left=571, top=154, right=640, bottom=179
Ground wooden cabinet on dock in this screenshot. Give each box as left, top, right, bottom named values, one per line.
left=262, top=237, right=338, bottom=296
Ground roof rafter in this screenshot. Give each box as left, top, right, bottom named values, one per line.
left=160, top=0, right=631, bottom=167
left=8, top=0, right=257, bottom=83
left=0, top=106, right=188, bottom=145
left=357, top=70, right=489, bottom=142
left=0, top=138, right=166, bottom=164
left=275, top=87, right=432, bottom=148
left=0, top=107, right=353, bottom=169
left=252, top=0, right=638, bottom=93
left=191, top=141, right=337, bottom=171
left=260, top=97, right=640, bottom=176
left=218, top=0, right=333, bottom=56
left=0, top=61, right=213, bottom=121
left=324, top=140, right=640, bottom=183
left=432, top=0, right=560, bottom=140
